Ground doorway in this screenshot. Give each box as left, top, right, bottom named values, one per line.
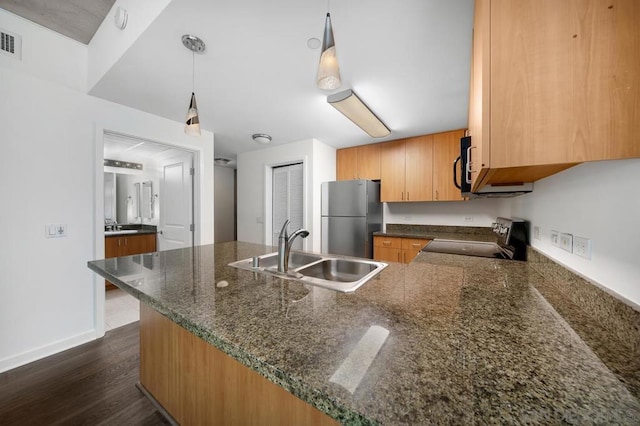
left=100, top=131, right=198, bottom=331
left=272, top=163, right=304, bottom=250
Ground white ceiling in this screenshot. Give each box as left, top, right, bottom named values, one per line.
left=90, top=0, right=474, bottom=164
left=3, top=0, right=475, bottom=164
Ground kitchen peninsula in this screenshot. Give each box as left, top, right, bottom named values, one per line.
left=88, top=242, right=640, bottom=425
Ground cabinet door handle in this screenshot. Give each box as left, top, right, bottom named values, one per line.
left=397, top=252, right=401, bottom=262
left=383, top=241, right=391, bottom=246
left=407, top=192, right=410, bottom=201
left=118, top=239, right=121, bottom=247
left=124, top=238, right=128, bottom=246
left=412, top=243, right=421, bottom=248
left=401, top=192, right=404, bottom=201
left=435, top=190, right=439, bottom=201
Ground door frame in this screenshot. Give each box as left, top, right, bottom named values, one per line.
left=93, top=126, right=201, bottom=338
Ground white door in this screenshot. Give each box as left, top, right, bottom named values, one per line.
left=159, top=152, right=194, bottom=251
left=272, top=163, right=304, bottom=250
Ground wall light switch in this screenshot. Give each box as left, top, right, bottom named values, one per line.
left=464, top=216, right=474, bottom=222
left=560, top=233, right=573, bottom=253
left=46, top=224, right=67, bottom=238
left=550, top=230, right=560, bottom=247
left=533, top=226, right=541, bottom=240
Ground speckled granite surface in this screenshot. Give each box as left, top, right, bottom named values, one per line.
left=87, top=242, right=640, bottom=424
left=375, top=224, right=498, bottom=242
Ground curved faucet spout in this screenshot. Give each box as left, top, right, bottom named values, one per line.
left=277, top=220, right=309, bottom=273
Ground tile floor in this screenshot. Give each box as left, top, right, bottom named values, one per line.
left=105, top=288, right=140, bottom=331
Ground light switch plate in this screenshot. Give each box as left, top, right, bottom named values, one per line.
left=46, top=224, right=67, bottom=238
left=560, top=233, right=573, bottom=253
left=550, top=230, right=560, bottom=247
left=573, top=236, right=592, bottom=260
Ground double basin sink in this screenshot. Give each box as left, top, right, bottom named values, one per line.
left=228, top=251, right=388, bottom=293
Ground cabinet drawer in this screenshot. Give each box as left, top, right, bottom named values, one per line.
left=401, top=238, right=430, bottom=251
left=373, top=236, right=402, bottom=249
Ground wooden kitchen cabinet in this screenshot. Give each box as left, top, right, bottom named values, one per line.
left=468, top=0, right=640, bottom=191
left=336, top=147, right=358, bottom=180
left=374, top=236, right=430, bottom=264
left=105, top=233, right=157, bottom=289
left=432, top=130, right=465, bottom=201
left=373, top=236, right=402, bottom=263
left=336, top=144, right=381, bottom=181
left=380, top=135, right=433, bottom=202
left=401, top=238, right=431, bottom=264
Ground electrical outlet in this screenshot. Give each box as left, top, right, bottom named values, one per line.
left=45, top=224, right=67, bottom=238
left=533, top=226, right=541, bottom=240
left=550, top=230, right=559, bottom=247
left=573, top=236, right=592, bottom=260
left=464, top=216, right=474, bottom=222
left=559, top=233, right=573, bottom=253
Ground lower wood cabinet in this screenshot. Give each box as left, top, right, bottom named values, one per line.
left=140, top=304, right=338, bottom=425
left=105, top=233, right=157, bottom=289
left=373, top=236, right=430, bottom=264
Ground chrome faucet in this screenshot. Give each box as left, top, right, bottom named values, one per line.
left=277, top=219, right=310, bottom=273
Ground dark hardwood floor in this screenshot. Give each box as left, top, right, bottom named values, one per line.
left=0, top=322, right=169, bottom=425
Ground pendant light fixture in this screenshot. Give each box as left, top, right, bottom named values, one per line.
left=182, top=34, right=206, bottom=136
left=316, top=3, right=341, bottom=90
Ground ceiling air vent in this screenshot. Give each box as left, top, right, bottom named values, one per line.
left=1, top=29, right=22, bottom=60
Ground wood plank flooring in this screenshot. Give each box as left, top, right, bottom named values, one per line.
left=0, top=322, right=169, bottom=425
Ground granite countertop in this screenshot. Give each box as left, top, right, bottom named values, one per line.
left=87, top=242, right=640, bottom=424
left=374, top=224, right=499, bottom=243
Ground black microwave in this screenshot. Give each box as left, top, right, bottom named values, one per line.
left=454, top=136, right=533, bottom=198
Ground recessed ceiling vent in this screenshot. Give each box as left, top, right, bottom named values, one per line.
left=1, top=29, right=22, bottom=60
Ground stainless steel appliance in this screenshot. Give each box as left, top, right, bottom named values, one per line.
left=422, top=217, right=529, bottom=260
left=454, top=136, right=533, bottom=198
left=321, top=180, right=382, bottom=258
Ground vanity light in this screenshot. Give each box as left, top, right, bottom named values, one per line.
left=182, top=35, right=206, bottom=136
left=327, top=89, right=390, bottom=138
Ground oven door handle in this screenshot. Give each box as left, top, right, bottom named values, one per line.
left=453, top=156, right=462, bottom=190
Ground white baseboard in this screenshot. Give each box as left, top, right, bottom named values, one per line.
left=0, top=329, right=98, bottom=374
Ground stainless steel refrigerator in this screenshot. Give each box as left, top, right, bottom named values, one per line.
left=321, top=180, right=382, bottom=259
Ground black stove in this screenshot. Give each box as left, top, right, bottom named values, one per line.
left=421, top=218, right=529, bottom=260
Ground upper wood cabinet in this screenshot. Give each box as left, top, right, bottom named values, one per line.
left=469, top=0, right=640, bottom=191
left=380, top=136, right=433, bottom=202
left=336, top=145, right=381, bottom=181
left=432, top=130, right=465, bottom=202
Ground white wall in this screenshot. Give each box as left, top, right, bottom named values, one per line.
left=237, top=139, right=335, bottom=253
left=509, top=159, right=640, bottom=307
left=214, top=166, right=235, bottom=243
left=0, top=9, right=86, bottom=91
left=87, top=0, right=171, bottom=90
left=383, top=198, right=510, bottom=229
left=0, top=11, right=214, bottom=373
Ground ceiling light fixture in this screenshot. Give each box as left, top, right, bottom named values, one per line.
left=252, top=134, right=272, bottom=144
left=316, top=7, right=341, bottom=90
left=182, top=34, right=206, bottom=136
left=328, top=89, right=391, bottom=138
left=214, top=157, right=231, bottom=165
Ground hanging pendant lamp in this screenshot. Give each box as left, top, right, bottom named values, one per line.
left=317, top=12, right=342, bottom=90
left=182, top=34, right=206, bottom=136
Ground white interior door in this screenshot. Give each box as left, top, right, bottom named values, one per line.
left=159, top=152, right=194, bottom=251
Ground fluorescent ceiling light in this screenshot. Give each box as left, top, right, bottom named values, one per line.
left=327, top=89, right=390, bottom=138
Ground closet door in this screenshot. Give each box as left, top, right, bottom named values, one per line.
left=272, top=163, right=304, bottom=250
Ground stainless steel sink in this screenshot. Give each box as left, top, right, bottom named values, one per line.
left=297, top=259, right=376, bottom=282
left=228, top=252, right=387, bottom=293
